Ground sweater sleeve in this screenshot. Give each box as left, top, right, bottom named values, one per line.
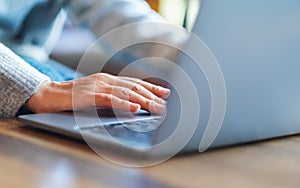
left=0, top=43, right=50, bottom=119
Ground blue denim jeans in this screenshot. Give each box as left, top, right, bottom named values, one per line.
left=22, top=57, right=81, bottom=81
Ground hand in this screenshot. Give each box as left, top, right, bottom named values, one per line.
left=26, top=73, right=170, bottom=114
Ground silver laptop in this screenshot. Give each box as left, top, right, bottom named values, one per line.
left=19, top=0, right=300, bottom=161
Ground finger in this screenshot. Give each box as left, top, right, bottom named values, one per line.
left=109, top=86, right=166, bottom=114
left=95, top=93, right=140, bottom=112
left=96, top=73, right=169, bottom=102
left=110, top=78, right=168, bottom=104
left=119, top=77, right=171, bottom=99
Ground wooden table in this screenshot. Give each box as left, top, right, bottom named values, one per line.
left=0, top=118, right=299, bottom=188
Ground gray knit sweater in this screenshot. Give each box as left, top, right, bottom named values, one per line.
left=0, top=43, right=50, bottom=118
left=0, top=0, right=185, bottom=119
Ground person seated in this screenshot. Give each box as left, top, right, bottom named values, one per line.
left=0, top=0, right=186, bottom=119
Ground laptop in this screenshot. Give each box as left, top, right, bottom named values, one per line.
left=19, top=0, right=300, bottom=163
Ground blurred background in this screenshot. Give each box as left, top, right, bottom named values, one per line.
left=148, top=0, right=200, bottom=30
left=51, top=0, right=200, bottom=74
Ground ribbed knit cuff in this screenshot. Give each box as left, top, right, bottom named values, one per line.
left=0, top=43, right=50, bottom=118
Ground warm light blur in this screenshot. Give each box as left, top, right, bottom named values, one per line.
left=148, top=0, right=200, bottom=30
left=146, top=0, right=159, bottom=12
left=159, top=0, right=186, bottom=26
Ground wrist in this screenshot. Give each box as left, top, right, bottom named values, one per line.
left=25, top=81, right=72, bottom=113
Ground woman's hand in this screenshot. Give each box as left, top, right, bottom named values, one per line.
left=25, top=73, right=170, bottom=114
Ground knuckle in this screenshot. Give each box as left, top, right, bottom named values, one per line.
left=120, top=100, right=128, bottom=106
left=104, top=94, right=113, bottom=103
left=152, top=86, right=157, bottom=91
left=153, top=85, right=161, bottom=93
left=98, top=93, right=112, bottom=103
left=102, top=85, right=112, bottom=93
left=145, top=100, right=151, bottom=107
left=132, top=84, right=142, bottom=92
left=121, top=88, right=131, bottom=96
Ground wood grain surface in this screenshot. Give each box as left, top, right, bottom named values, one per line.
left=0, top=118, right=299, bottom=188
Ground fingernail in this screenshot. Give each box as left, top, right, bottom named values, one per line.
left=155, top=97, right=167, bottom=105
left=155, top=103, right=166, bottom=114
left=163, top=88, right=171, bottom=97
left=130, top=103, right=141, bottom=112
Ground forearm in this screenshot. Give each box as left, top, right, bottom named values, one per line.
left=0, top=43, right=50, bottom=118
